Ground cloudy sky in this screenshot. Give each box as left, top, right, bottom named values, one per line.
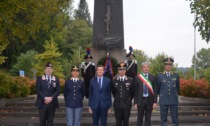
left=73, top=0, right=209, bottom=67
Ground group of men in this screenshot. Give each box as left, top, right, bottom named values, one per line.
left=35, top=47, right=180, bottom=126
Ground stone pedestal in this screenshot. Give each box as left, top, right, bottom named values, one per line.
left=91, top=48, right=127, bottom=64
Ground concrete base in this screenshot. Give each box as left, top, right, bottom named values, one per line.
left=91, top=48, right=127, bottom=64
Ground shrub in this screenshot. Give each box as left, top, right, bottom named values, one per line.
left=0, top=71, right=31, bottom=98
left=180, top=78, right=210, bottom=98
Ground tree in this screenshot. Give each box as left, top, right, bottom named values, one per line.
left=192, top=48, right=210, bottom=69
left=149, top=52, right=177, bottom=76
left=34, top=39, right=63, bottom=78
left=74, top=0, right=92, bottom=27
left=204, top=67, right=210, bottom=82
left=10, top=50, right=37, bottom=78
left=0, top=0, right=72, bottom=67
left=60, top=19, right=92, bottom=60
left=188, top=0, right=210, bottom=43
left=133, top=49, right=148, bottom=73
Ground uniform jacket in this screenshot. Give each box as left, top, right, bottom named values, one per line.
left=124, top=60, right=137, bottom=79
left=81, top=62, right=96, bottom=79
left=35, top=75, right=60, bottom=109
left=64, top=79, right=85, bottom=108
left=88, top=76, right=112, bottom=110
left=157, top=72, right=180, bottom=105
left=111, top=76, right=134, bottom=109
left=134, top=74, right=157, bottom=106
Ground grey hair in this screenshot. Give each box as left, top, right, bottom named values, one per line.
left=141, top=61, right=150, bottom=67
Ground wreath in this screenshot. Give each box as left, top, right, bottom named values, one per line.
left=97, top=54, right=118, bottom=80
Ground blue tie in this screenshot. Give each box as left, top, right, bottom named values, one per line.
left=143, top=75, right=148, bottom=95
left=99, top=78, right=102, bottom=88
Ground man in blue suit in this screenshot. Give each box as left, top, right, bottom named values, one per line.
left=88, top=65, right=112, bottom=126
left=35, top=63, right=60, bottom=126
left=157, top=58, right=180, bottom=126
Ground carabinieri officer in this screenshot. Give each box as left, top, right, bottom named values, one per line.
left=157, top=57, right=180, bottom=126
left=111, top=62, right=135, bottom=126
left=64, top=65, right=85, bottom=126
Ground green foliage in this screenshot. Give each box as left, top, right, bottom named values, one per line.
left=0, top=0, right=72, bottom=68
left=10, top=50, right=37, bottom=78
left=204, top=67, right=210, bottom=82
left=59, top=19, right=92, bottom=60
left=74, top=0, right=92, bottom=27
left=133, top=49, right=148, bottom=73
left=149, top=52, right=177, bottom=75
left=192, top=48, right=210, bottom=69
left=188, top=0, right=210, bottom=43
left=34, top=39, right=63, bottom=78
left=0, top=42, right=7, bottom=65
left=62, top=47, right=85, bottom=79
left=0, top=72, right=30, bottom=98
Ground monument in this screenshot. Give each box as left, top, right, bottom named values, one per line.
left=91, top=0, right=126, bottom=64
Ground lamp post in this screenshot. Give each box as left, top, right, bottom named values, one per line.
left=194, top=13, right=196, bottom=80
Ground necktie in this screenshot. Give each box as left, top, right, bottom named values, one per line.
left=143, top=74, right=148, bottom=95
left=47, top=76, right=51, bottom=88
left=167, top=72, right=170, bottom=77
left=99, top=78, right=102, bottom=88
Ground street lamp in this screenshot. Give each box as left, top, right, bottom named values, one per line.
left=194, top=13, right=196, bottom=80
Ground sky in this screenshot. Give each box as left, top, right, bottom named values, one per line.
left=73, top=0, right=209, bottom=67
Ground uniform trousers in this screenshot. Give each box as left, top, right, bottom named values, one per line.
left=114, top=108, right=131, bottom=126
left=66, top=107, right=82, bottom=126
left=160, top=105, right=178, bottom=126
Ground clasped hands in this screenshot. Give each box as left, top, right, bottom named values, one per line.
left=44, top=97, right=53, bottom=104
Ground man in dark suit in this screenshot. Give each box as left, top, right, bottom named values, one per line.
left=88, top=65, right=112, bottom=126
left=35, top=63, right=60, bottom=126
left=111, top=62, right=134, bottom=126
left=80, top=48, right=96, bottom=98
left=134, top=62, right=157, bottom=126
left=124, top=46, right=137, bottom=80
left=157, top=57, right=180, bottom=126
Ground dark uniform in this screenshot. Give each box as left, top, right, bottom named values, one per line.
left=124, top=59, right=137, bottom=80
left=64, top=66, right=85, bottom=126
left=125, top=46, right=137, bottom=80
left=35, top=63, right=60, bottom=126
left=81, top=48, right=95, bottom=98
left=157, top=58, right=180, bottom=126
left=111, top=62, right=135, bottom=126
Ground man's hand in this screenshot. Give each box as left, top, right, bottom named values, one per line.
left=134, top=104, right=138, bottom=109
left=107, top=108, right=111, bottom=113
left=44, top=97, right=53, bottom=104
left=88, top=107, right=93, bottom=114
left=153, top=103, right=157, bottom=109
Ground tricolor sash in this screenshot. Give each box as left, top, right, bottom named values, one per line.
left=137, top=74, right=154, bottom=95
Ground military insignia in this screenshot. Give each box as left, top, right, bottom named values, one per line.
left=125, top=83, right=130, bottom=87
left=53, top=82, right=56, bottom=88
left=172, top=78, right=177, bottom=81
left=115, top=83, right=118, bottom=86
left=120, top=63, right=124, bottom=67
left=162, top=80, right=166, bottom=83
